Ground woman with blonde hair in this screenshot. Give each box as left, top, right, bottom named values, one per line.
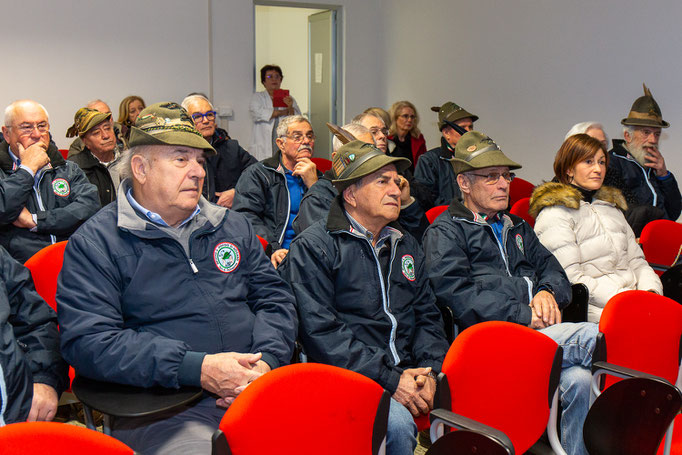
left=388, top=100, right=426, bottom=172
left=117, top=95, right=146, bottom=145
left=530, top=134, right=661, bottom=322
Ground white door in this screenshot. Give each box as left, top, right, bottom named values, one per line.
left=308, top=10, right=336, bottom=160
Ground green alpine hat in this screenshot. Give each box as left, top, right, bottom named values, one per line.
left=66, top=108, right=111, bottom=138
left=451, top=131, right=521, bottom=175
left=128, top=102, right=216, bottom=154
left=431, top=102, right=478, bottom=131
left=621, top=83, right=669, bottom=129
left=332, top=140, right=411, bottom=192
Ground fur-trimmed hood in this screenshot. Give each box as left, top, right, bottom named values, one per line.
left=529, top=182, right=627, bottom=218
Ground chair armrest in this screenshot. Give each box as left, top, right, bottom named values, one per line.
left=71, top=375, right=204, bottom=418
left=429, top=408, right=514, bottom=452
left=562, top=283, right=589, bottom=323
left=590, top=361, right=670, bottom=401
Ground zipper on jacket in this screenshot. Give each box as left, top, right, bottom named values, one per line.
left=34, top=171, right=56, bottom=244
left=188, top=259, right=198, bottom=274
left=263, top=163, right=291, bottom=246
left=617, top=154, right=658, bottom=206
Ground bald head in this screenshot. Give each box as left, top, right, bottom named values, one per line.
left=86, top=99, right=112, bottom=115
left=4, top=100, right=49, bottom=127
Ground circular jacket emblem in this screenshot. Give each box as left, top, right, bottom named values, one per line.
left=515, top=234, right=524, bottom=254
left=401, top=254, right=416, bottom=281
left=213, top=242, right=240, bottom=273
left=52, top=178, right=70, bottom=197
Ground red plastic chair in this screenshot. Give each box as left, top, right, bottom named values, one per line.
left=509, top=177, right=534, bottom=208
left=0, top=421, right=135, bottom=454
left=429, top=321, right=565, bottom=455
left=590, top=290, right=682, bottom=454
left=509, top=197, right=535, bottom=227
left=58, top=149, right=69, bottom=160
left=311, top=157, right=332, bottom=173
left=212, top=363, right=390, bottom=455
left=426, top=205, right=448, bottom=224
left=23, top=241, right=75, bottom=396
left=640, top=220, right=682, bottom=275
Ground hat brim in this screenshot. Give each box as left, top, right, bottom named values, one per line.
left=450, top=150, right=522, bottom=175
left=439, top=111, right=478, bottom=130
left=332, top=155, right=411, bottom=190
left=128, top=127, right=216, bottom=155
left=621, top=117, right=670, bottom=128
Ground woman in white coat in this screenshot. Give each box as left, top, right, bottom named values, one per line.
left=530, top=134, right=662, bottom=322
left=249, top=64, right=301, bottom=161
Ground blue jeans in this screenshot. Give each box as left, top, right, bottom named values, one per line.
left=387, top=398, right=418, bottom=455
left=539, top=322, right=597, bottom=455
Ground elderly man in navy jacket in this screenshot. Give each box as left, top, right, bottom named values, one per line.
left=280, top=141, right=448, bottom=455
left=57, top=102, right=297, bottom=455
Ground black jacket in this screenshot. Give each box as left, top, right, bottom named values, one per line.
left=415, top=137, right=461, bottom=206
left=605, top=141, right=681, bottom=235
left=0, top=141, right=100, bottom=263
left=423, top=198, right=571, bottom=329
left=67, top=147, right=117, bottom=207
left=233, top=152, right=320, bottom=250
left=202, top=128, right=257, bottom=202
left=279, top=197, right=448, bottom=394
left=0, top=247, right=68, bottom=424
left=292, top=170, right=430, bottom=241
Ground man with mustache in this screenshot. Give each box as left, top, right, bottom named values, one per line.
left=604, top=84, right=681, bottom=236
left=233, top=115, right=320, bottom=267
left=66, top=107, right=124, bottom=206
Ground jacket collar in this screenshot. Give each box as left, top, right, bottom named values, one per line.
left=326, top=195, right=405, bottom=235
left=439, top=136, right=454, bottom=160
left=0, top=139, right=65, bottom=172
left=528, top=181, right=628, bottom=217
left=262, top=150, right=284, bottom=171
left=210, top=127, right=229, bottom=147
left=447, top=196, right=517, bottom=226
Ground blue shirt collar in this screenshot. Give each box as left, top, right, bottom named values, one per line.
left=125, top=187, right=200, bottom=228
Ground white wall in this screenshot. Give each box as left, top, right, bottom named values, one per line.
left=255, top=6, right=326, bottom=116
left=381, top=0, right=682, bottom=184
left=0, top=0, right=210, bottom=150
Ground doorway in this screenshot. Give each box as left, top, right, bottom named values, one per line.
left=254, top=3, right=341, bottom=160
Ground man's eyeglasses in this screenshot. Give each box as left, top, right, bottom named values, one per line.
left=285, top=132, right=315, bottom=143
left=11, top=122, right=49, bottom=136
left=467, top=171, right=516, bottom=185
left=369, top=127, right=389, bottom=137
left=191, top=111, right=216, bottom=123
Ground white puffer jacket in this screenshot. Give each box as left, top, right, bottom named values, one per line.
left=530, top=182, right=662, bottom=322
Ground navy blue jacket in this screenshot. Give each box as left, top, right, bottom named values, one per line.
left=279, top=197, right=448, bottom=394
left=202, top=128, right=257, bottom=202
left=57, top=183, right=297, bottom=389
left=423, top=198, right=571, bottom=329
left=0, top=247, right=67, bottom=424
left=415, top=137, right=461, bottom=206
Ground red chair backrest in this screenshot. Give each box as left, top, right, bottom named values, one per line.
left=509, top=197, right=535, bottom=227
left=599, top=290, right=682, bottom=388
left=440, top=321, right=560, bottom=454
left=640, top=220, right=682, bottom=269
left=311, top=157, right=332, bottom=173
left=426, top=205, right=449, bottom=224
left=219, top=363, right=388, bottom=454
left=58, top=149, right=69, bottom=160
left=509, top=177, right=534, bottom=207
left=24, top=241, right=68, bottom=312
left=0, top=421, right=134, bottom=454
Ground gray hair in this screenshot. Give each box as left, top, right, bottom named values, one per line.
left=332, top=123, right=371, bottom=153
left=4, top=100, right=50, bottom=127
left=276, top=115, right=310, bottom=138
left=564, top=122, right=605, bottom=140
left=181, top=94, right=213, bottom=111
left=623, top=125, right=636, bottom=139
left=351, top=112, right=384, bottom=125
left=121, top=145, right=155, bottom=181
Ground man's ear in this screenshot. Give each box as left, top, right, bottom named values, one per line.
left=343, top=184, right=357, bottom=208
left=130, top=154, right=149, bottom=184
left=275, top=137, right=286, bottom=153
left=456, top=174, right=470, bottom=195
left=623, top=130, right=632, bottom=144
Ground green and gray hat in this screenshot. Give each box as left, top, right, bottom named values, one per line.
left=128, top=102, right=216, bottom=154
left=66, top=108, right=111, bottom=138
left=332, top=140, right=411, bottom=192
left=451, top=131, right=521, bottom=175
left=621, top=83, right=669, bottom=129
left=431, top=102, right=478, bottom=131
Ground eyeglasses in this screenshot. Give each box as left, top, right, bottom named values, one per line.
left=399, top=114, right=416, bottom=120
left=467, top=171, right=516, bottom=185
left=266, top=74, right=282, bottom=80
left=285, top=132, right=315, bottom=143
left=191, top=111, right=216, bottom=123
left=11, top=122, right=49, bottom=136
left=369, top=127, right=389, bottom=137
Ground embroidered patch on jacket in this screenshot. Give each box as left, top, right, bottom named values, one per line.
left=52, top=178, right=70, bottom=197
left=214, top=242, right=240, bottom=273
left=401, top=254, right=416, bottom=281
left=515, top=234, right=524, bottom=254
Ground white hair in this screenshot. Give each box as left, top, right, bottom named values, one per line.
left=564, top=122, right=605, bottom=140
left=4, top=100, right=49, bottom=127
left=332, top=123, right=371, bottom=153
left=622, top=125, right=636, bottom=139
left=121, top=145, right=155, bottom=181
left=181, top=94, right=213, bottom=111
left=276, top=115, right=310, bottom=138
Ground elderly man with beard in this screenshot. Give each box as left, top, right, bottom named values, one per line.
left=604, top=84, right=681, bottom=235
left=233, top=115, right=320, bottom=267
